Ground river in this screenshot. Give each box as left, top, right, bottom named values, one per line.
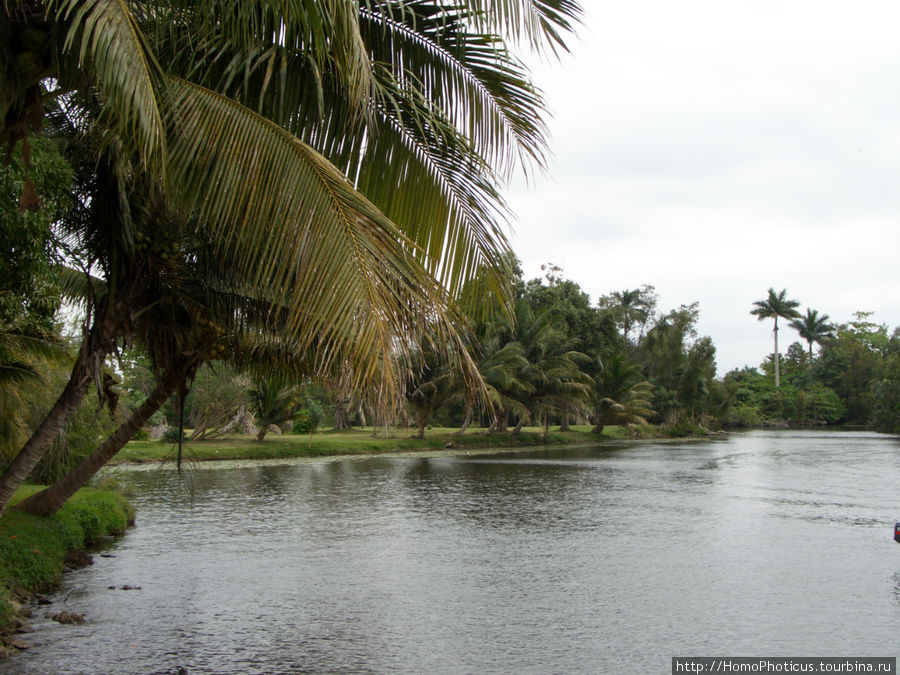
left=4, top=429, right=899, bottom=673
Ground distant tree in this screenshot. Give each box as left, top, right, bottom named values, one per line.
left=185, top=364, right=250, bottom=440
left=250, top=376, right=305, bottom=442
left=751, top=288, right=801, bottom=389
left=590, top=352, right=654, bottom=433
left=815, top=312, right=890, bottom=424
left=789, top=308, right=835, bottom=364
left=598, top=284, right=658, bottom=348
left=407, top=346, right=464, bottom=439
left=524, top=268, right=615, bottom=376
left=869, top=337, right=900, bottom=433
left=637, top=302, right=715, bottom=425
left=504, top=300, right=591, bottom=437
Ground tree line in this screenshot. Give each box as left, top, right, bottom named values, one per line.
left=3, top=1, right=898, bottom=521
left=0, top=0, right=583, bottom=515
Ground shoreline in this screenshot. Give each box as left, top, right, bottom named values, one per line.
left=112, top=424, right=723, bottom=466
left=0, top=488, right=134, bottom=657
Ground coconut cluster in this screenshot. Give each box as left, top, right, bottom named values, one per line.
left=133, top=230, right=181, bottom=262
left=196, top=316, right=227, bottom=361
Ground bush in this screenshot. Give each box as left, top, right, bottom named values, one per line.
left=292, top=408, right=319, bottom=434
left=162, top=427, right=186, bottom=444
left=719, top=403, right=761, bottom=428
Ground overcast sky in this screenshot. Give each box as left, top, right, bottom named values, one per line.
left=505, top=0, right=900, bottom=375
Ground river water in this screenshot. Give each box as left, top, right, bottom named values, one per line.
left=4, top=430, right=899, bottom=673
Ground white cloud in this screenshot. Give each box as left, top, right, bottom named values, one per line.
left=505, top=0, right=900, bottom=374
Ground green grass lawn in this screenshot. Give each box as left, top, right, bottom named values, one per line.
left=116, top=424, right=664, bottom=464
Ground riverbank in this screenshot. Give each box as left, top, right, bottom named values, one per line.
left=116, top=424, right=702, bottom=465
left=0, top=487, right=134, bottom=656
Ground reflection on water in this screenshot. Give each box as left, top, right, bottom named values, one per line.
left=4, top=430, right=899, bottom=674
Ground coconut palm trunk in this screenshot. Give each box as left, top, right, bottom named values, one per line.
left=0, top=325, right=120, bottom=513
left=0, top=285, right=139, bottom=512
left=453, top=406, right=473, bottom=436
left=0, top=350, right=95, bottom=512
left=14, top=368, right=183, bottom=517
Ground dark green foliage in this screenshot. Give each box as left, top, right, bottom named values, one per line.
left=0, top=135, right=73, bottom=330
left=292, top=408, right=320, bottom=434
left=250, top=376, right=306, bottom=441
left=635, top=303, right=717, bottom=426
left=867, top=334, right=900, bottom=433
left=162, top=427, right=186, bottom=444
left=590, top=352, right=654, bottom=431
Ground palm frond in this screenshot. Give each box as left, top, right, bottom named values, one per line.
left=55, top=265, right=107, bottom=309
left=452, top=0, right=582, bottom=56
left=144, top=0, right=374, bottom=121
left=52, top=0, right=167, bottom=182
left=163, top=77, right=477, bottom=396
left=360, top=3, right=551, bottom=174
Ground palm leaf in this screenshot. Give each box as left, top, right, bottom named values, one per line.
left=462, top=0, right=582, bottom=54
left=359, top=3, right=551, bottom=174
left=51, top=0, right=167, bottom=182
left=163, top=76, right=479, bottom=395
left=150, top=0, right=375, bottom=119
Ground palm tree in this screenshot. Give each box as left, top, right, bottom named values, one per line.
left=406, top=346, right=465, bottom=439
left=610, top=289, right=642, bottom=346
left=600, top=285, right=657, bottom=347
left=0, top=326, right=66, bottom=457
left=508, top=301, right=591, bottom=438
left=789, top=308, right=835, bottom=364
left=751, top=288, right=801, bottom=388
left=249, top=376, right=304, bottom=442
left=590, top=352, right=654, bottom=433
left=0, top=1, right=582, bottom=512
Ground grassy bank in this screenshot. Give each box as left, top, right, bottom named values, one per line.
left=0, top=487, right=135, bottom=646
left=117, top=424, right=673, bottom=464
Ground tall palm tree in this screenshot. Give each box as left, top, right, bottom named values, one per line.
left=0, top=1, right=582, bottom=512
left=590, top=351, right=654, bottom=433
left=610, top=289, right=642, bottom=346
left=406, top=345, right=466, bottom=439
left=789, top=308, right=835, bottom=365
left=751, top=288, right=801, bottom=389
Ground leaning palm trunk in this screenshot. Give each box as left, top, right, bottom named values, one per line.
left=512, top=416, right=525, bottom=434
left=0, top=351, right=95, bottom=512
left=0, top=325, right=117, bottom=512
left=453, top=406, right=473, bottom=436
left=0, top=281, right=140, bottom=512
left=14, top=369, right=182, bottom=517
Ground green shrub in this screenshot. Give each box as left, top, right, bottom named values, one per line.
left=292, top=408, right=319, bottom=434
left=720, top=403, right=761, bottom=428
left=0, top=487, right=134, bottom=613
left=162, top=427, right=186, bottom=444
